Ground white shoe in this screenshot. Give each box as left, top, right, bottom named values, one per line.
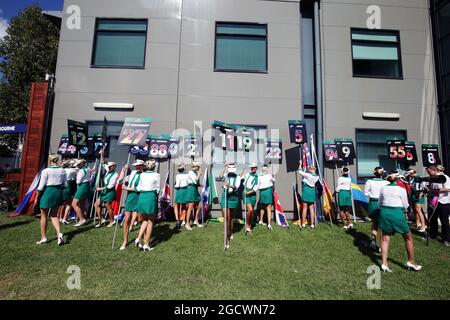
left=225, top=244, right=230, bottom=250
left=194, top=222, right=204, bottom=228
left=301, top=224, right=306, bottom=228
left=245, top=228, right=251, bottom=234
left=74, top=219, right=86, bottom=227
left=119, top=245, right=126, bottom=251
left=61, top=220, right=70, bottom=225
left=57, top=233, right=65, bottom=246
left=134, top=221, right=138, bottom=226
left=310, top=224, right=315, bottom=229
left=258, top=221, right=266, bottom=226
left=36, top=238, right=48, bottom=245
left=347, top=223, right=354, bottom=230
left=107, top=221, right=116, bottom=228
left=134, top=238, right=142, bottom=249
left=267, top=224, right=273, bottom=230
left=185, top=224, right=192, bottom=231
left=381, top=264, right=392, bottom=273
left=142, top=245, right=154, bottom=252
left=343, top=225, right=349, bottom=230
left=406, top=261, right=422, bottom=271
left=230, top=234, right=234, bottom=240
left=94, top=223, right=102, bottom=228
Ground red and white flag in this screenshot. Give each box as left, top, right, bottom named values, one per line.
left=274, top=190, right=289, bottom=228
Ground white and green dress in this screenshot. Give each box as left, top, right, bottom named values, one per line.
left=298, top=170, right=319, bottom=204
left=37, top=165, right=67, bottom=209
left=186, top=170, right=201, bottom=203
left=221, top=174, right=241, bottom=209
left=174, top=173, right=189, bottom=204
left=364, top=178, right=390, bottom=221
left=136, top=170, right=160, bottom=215
left=74, top=165, right=91, bottom=200
left=242, top=172, right=258, bottom=206
left=378, top=183, right=410, bottom=235
left=124, top=170, right=141, bottom=212
left=336, top=176, right=352, bottom=209
left=99, top=170, right=119, bottom=203
left=257, top=174, right=275, bottom=205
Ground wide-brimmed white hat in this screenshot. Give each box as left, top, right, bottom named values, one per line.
left=192, top=161, right=200, bottom=168
left=227, top=163, right=237, bottom=173
left=405, top=169, right=415, bottom=177
left=386, top=171, right=400, bottom=180
left=106, top=161, right=117, bottom=168
left=74, top=159, right=86, bottom=166
left=178, top=164, right=185, bottom=170
left=132, top=159, right=145, bottom=166
left=249, top=163, right=258, bottom=168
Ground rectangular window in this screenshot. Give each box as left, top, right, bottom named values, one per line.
left=356, top=129, right=407, bottom=181
left=351, top=29, right=403, bottom=79
left=92, top=19, right=147, bottom=68
left=215, top=22, right=267, bottom=73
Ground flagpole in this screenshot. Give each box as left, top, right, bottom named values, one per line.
left=334, top=163, right=341, bottom=223
left=112, top=152, right=131, bottom=250
left=309, top=135, right=319, bottom=227
left=349, top=169, right=357, bottom=224
left=311, top=135, right=333, bottom=228
left=91, top=155, right=103, bottom=224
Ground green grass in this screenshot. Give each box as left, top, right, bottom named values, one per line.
left=0, top=213, right=449, bottom=300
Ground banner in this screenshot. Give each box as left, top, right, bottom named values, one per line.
left=335, top=138, right=356, bottom=163
left=67, top=120, right=88, bottom=147
left=288, top=120, right=307, bottom=144
left=57, top=135, right=77, bottom=157
left=131, top=135, right=179, bottom=159
left=421, top=144, right=440, bottom=167
left=0, top=123, right=26, bottom=134
left=323, top=140, right=339, bottom=162
left=405, top=141, right=418, bottom=164
left=265, top=140, right=282, bottom=164
left=184, top=136, right=203, bottom=158
left=118, top=117, right=152, bottom=146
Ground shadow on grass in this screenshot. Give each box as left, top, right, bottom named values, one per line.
left=346, top=228, right=411, bottom=270
left=64, top=225, right=96, bottom=243
left=0, top=219, right=33, bottom=231
left=151, top=223, right=182, bottom=247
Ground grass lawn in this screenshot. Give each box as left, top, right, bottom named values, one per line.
left=0, top=213, right=449, bottom=300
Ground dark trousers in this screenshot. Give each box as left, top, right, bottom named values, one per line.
left=429, top=203, right=450, bottom=242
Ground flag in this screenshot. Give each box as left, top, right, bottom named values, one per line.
left=302, top=143, right=313, bottom=167
left=322, top=180, right=336, bottom=219
left=9, top=170, right=42, bottom=217
left=292, top=183, right=302, bottom=224
left=351, top=177, right=369, bottom=217
left=157, top=172, right=171, bottom=221
left=273, top=190, right=289, bottom=228
left=112, top=165, right=127, bottom=216
left=201, top=169, right=210, bottom=216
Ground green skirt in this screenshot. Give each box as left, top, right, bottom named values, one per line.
left=39, top=185, right=64, bottom=209
left=137, top=191, right=158, bottom=215
left=175, top=187, right=188, bottom=204
left=302, top=184, right=316, bottom=203
left=125, top=191, right=139, bottom=212
left=338, top=190, right=352, bottom=208
left=221, top=191, right=239, bottom=209
left=63, top=180, right=77, bottom=200
left=412, top=194, right=425, bottom=205
left=100, top=188, right=116, bottom=203
left=186, top=184, right=201, bottom=203
left=368, top=198, right=380, bottom=221
left=243, top=190, right=257, bottom=206
left=379, top=206, right=410, bottom=235
left=259, top=187, right=273, bottom=205
left=74, top=182, right=91, bottom=200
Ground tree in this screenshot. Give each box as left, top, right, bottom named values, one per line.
left=0, top=5, right=59, bottom=156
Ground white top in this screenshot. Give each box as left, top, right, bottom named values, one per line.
left=103, top=171, right=119, bottom=190
left=188, top=170, right=199, bottom=185
left=336, top=176, right=352, bottom=192
left=125, top=170, right=141, bottom=189
left=242, top=173, right=259, bottom=192
left=175, top=173, right=189, bottom=188
left=65, top=168, right=78, bottom=181
left=433, top=173, right=450, bottom=204
left=257, top=174, right=275, bottom=190
left=378, top=184, right=409, bottom=209
left=76, top=166, right=91, bottom=184
left=298, top=170, right=319, bottom=187
left=364, top=178, right=390, bottom=199
left=136, top=171, right=160, bottom=193
left=38, top=166, right=67, bottom=191
left=223, top=174, right=241, bottom=193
